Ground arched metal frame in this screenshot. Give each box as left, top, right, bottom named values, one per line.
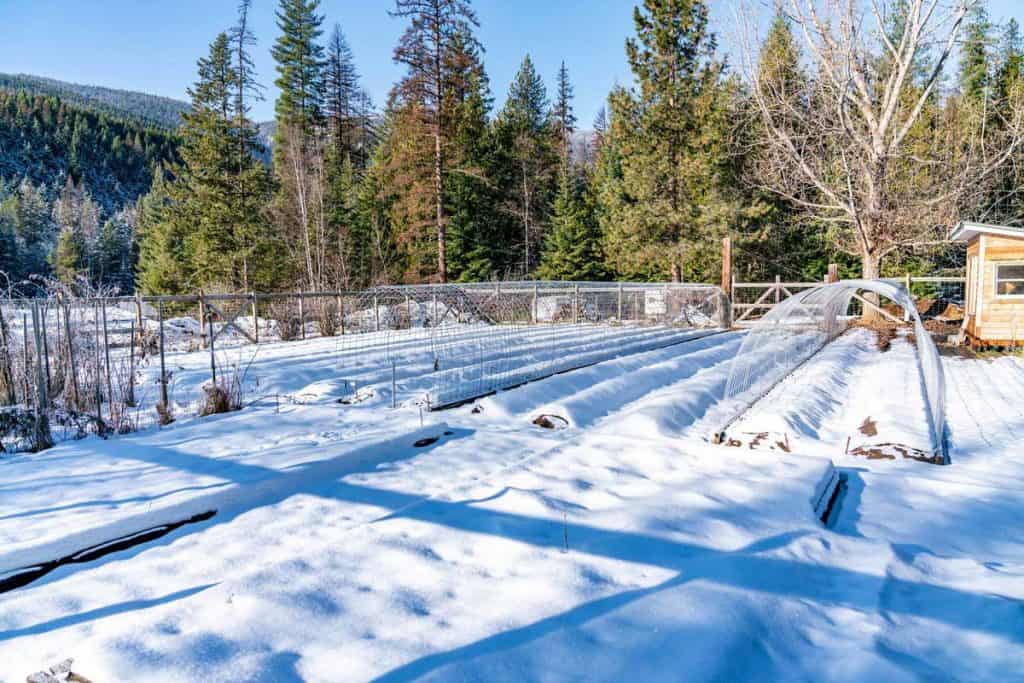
left=719, top=279, right=948, bottom=462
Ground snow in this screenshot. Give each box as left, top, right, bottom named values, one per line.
left=1, top=323, right=1022, bottom=682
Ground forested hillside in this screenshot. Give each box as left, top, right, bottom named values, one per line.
left=0, top=88, right=178, bottom=291
left=0, top=73, right=188, bottom=129
left=3, top=0, right=1023, bottom=297
left=0, top=89, right=178, bottom=211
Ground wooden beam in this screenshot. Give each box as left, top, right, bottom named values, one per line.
left=851, top=293, right=904, bottom=324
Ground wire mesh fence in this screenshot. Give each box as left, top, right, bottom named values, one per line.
left=0, top=281, right=728, bottom=452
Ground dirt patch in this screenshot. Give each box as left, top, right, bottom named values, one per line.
left=851, top=319, right=917, bottom=352
left=533, top=414, right=569, bottom=430
left=858, top=417, right=878, bottom=437
left=723, top=431, right=791, bottom=452
left=849, top=442, right=944, bottom=465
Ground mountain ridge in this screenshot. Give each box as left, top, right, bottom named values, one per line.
left=0, top=72, right=189, bottom=130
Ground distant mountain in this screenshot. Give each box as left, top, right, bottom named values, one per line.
left=0, top=72, right=188, bottom=130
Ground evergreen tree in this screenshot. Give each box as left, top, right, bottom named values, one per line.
left=960, top=5, right=993, bottom=103
left=537, top=170, right=605, bottom=280
left=493, top=54, right=558, bottom=276
left=390, top=0, right=481, bottom=282
left=136, top=166, right=189, bottom=294
left=599, top=0, right=744, bottom=282
left=52, top=225, right=86, bottom=286
left=323, top=24, right=362, bottom=165
left=137, top=27, right=278, bottom=294
left=552, top=61, right=577, bottom=175
left=272, top=0, right=325, bottom=146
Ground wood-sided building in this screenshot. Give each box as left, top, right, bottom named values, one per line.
left=952, top=221, right=1024, bottom=345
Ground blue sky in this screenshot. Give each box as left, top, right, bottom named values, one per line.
left=2, top=0, right=1023, bottom=128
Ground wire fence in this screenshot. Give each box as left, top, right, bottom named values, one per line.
left=0, top=281, right=728, bottom=452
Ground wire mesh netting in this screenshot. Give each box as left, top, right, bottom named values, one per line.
left=717, top=280, right=948, bottom=460
left=332, top=282, right=729, bottom=409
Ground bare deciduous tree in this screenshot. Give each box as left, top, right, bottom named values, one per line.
left=741, top=0, right=1024, bottom=278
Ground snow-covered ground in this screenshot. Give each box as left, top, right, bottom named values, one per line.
left=1, top=325, right=1022, bottom=682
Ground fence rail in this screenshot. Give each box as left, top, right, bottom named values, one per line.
left=731, top=274, right=966, bottom=326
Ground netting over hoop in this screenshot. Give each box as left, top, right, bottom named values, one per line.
left=719, top=280, right=947, bottom=460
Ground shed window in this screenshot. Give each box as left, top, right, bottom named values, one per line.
left=996, top=263, right=1024, bottom=296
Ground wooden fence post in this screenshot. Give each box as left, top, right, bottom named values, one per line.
left=30, top=302, right=52, bottom=450
left=573, top=283, right=580, bottom=324
left=774, top=275, right=782, bottom=304
left=207, top=309, right=217, bottom=386
left=198, top=294, right=207, bottom=349
left=721, top=237, right=732, bottom=298
left=251, top=292, right=260, bottom=344
left=92, top=301, right=103, bottom=428
left=40, top=303, right=51, bottom=392
left=617, top=282, right=624, bottom=321
left=158, top=299, right=168, bottom=408
left=101, top=299, right=113, bottom=418
left=533, top=284, right=539, bottom=323
left=298, top=293, right=305, bottom=340
left=63, top=298, right=79, bottom=409
left=827, top=263, right=839, bottom=284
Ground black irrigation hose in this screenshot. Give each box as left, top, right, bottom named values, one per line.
left=0, top=510, right=216, bottom=595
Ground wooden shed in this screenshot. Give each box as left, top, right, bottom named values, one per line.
left=951, top=221, right=1024, bottom=345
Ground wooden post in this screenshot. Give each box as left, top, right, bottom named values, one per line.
left=573, top=283, right=580, bottom=324
left=374, top=293, right=380, bottom=332
left=30, top=302, right=52, bottom=450
left=40, top=303, right=51, bottom=393
left=101, top=298, right=113, bottom=423
left=198, top=294, right=207, bottom=349
left=21, top=312, right=30, bottom=405
left=827, top=263, right=839, bottom=284
left=158, top=299, right=168, bottom=408
left=774, top=275, right=782, bottom=305
left=721, top=237, right=732, bottom=298
left=63, top=298, right=79, bottom=409
left=251, top=293, right=259, bottom=344
left=0, top=303, right=16, bottom=406
left=533, top=284, right=539, bottom=324
left=904, top=273, right=912, bottom=322
left=207, top=309, right=217, bottom=386
left=92, top=301, right=103, bottom=427
left=134, top=293, right=143, bottom=346
left=298, top=293, right=305, bottom=340
left=337, top=294, right=345, bottom=335
left=617, top=282, right=624, bottom=321
left=128, top=319, right=136, bottom=406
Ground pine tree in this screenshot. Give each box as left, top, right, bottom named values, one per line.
left=390, top=0, right=481, bottom=282
left=493, top=54, right=558, bottom=276
left=52, top=225, right=86, bottom=286
left=324, top=24, right=362, bottom=165
left=136, top=166, right=189, bottom=294
left=552, top=62, right=576, bottom=175
left=599, top=0, right=742, bottom=282
left=537, top=170, right=605, bottom=281
left=960, top=5, right=993, bottom=103
left=272, top=0, right=325, bottom=146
